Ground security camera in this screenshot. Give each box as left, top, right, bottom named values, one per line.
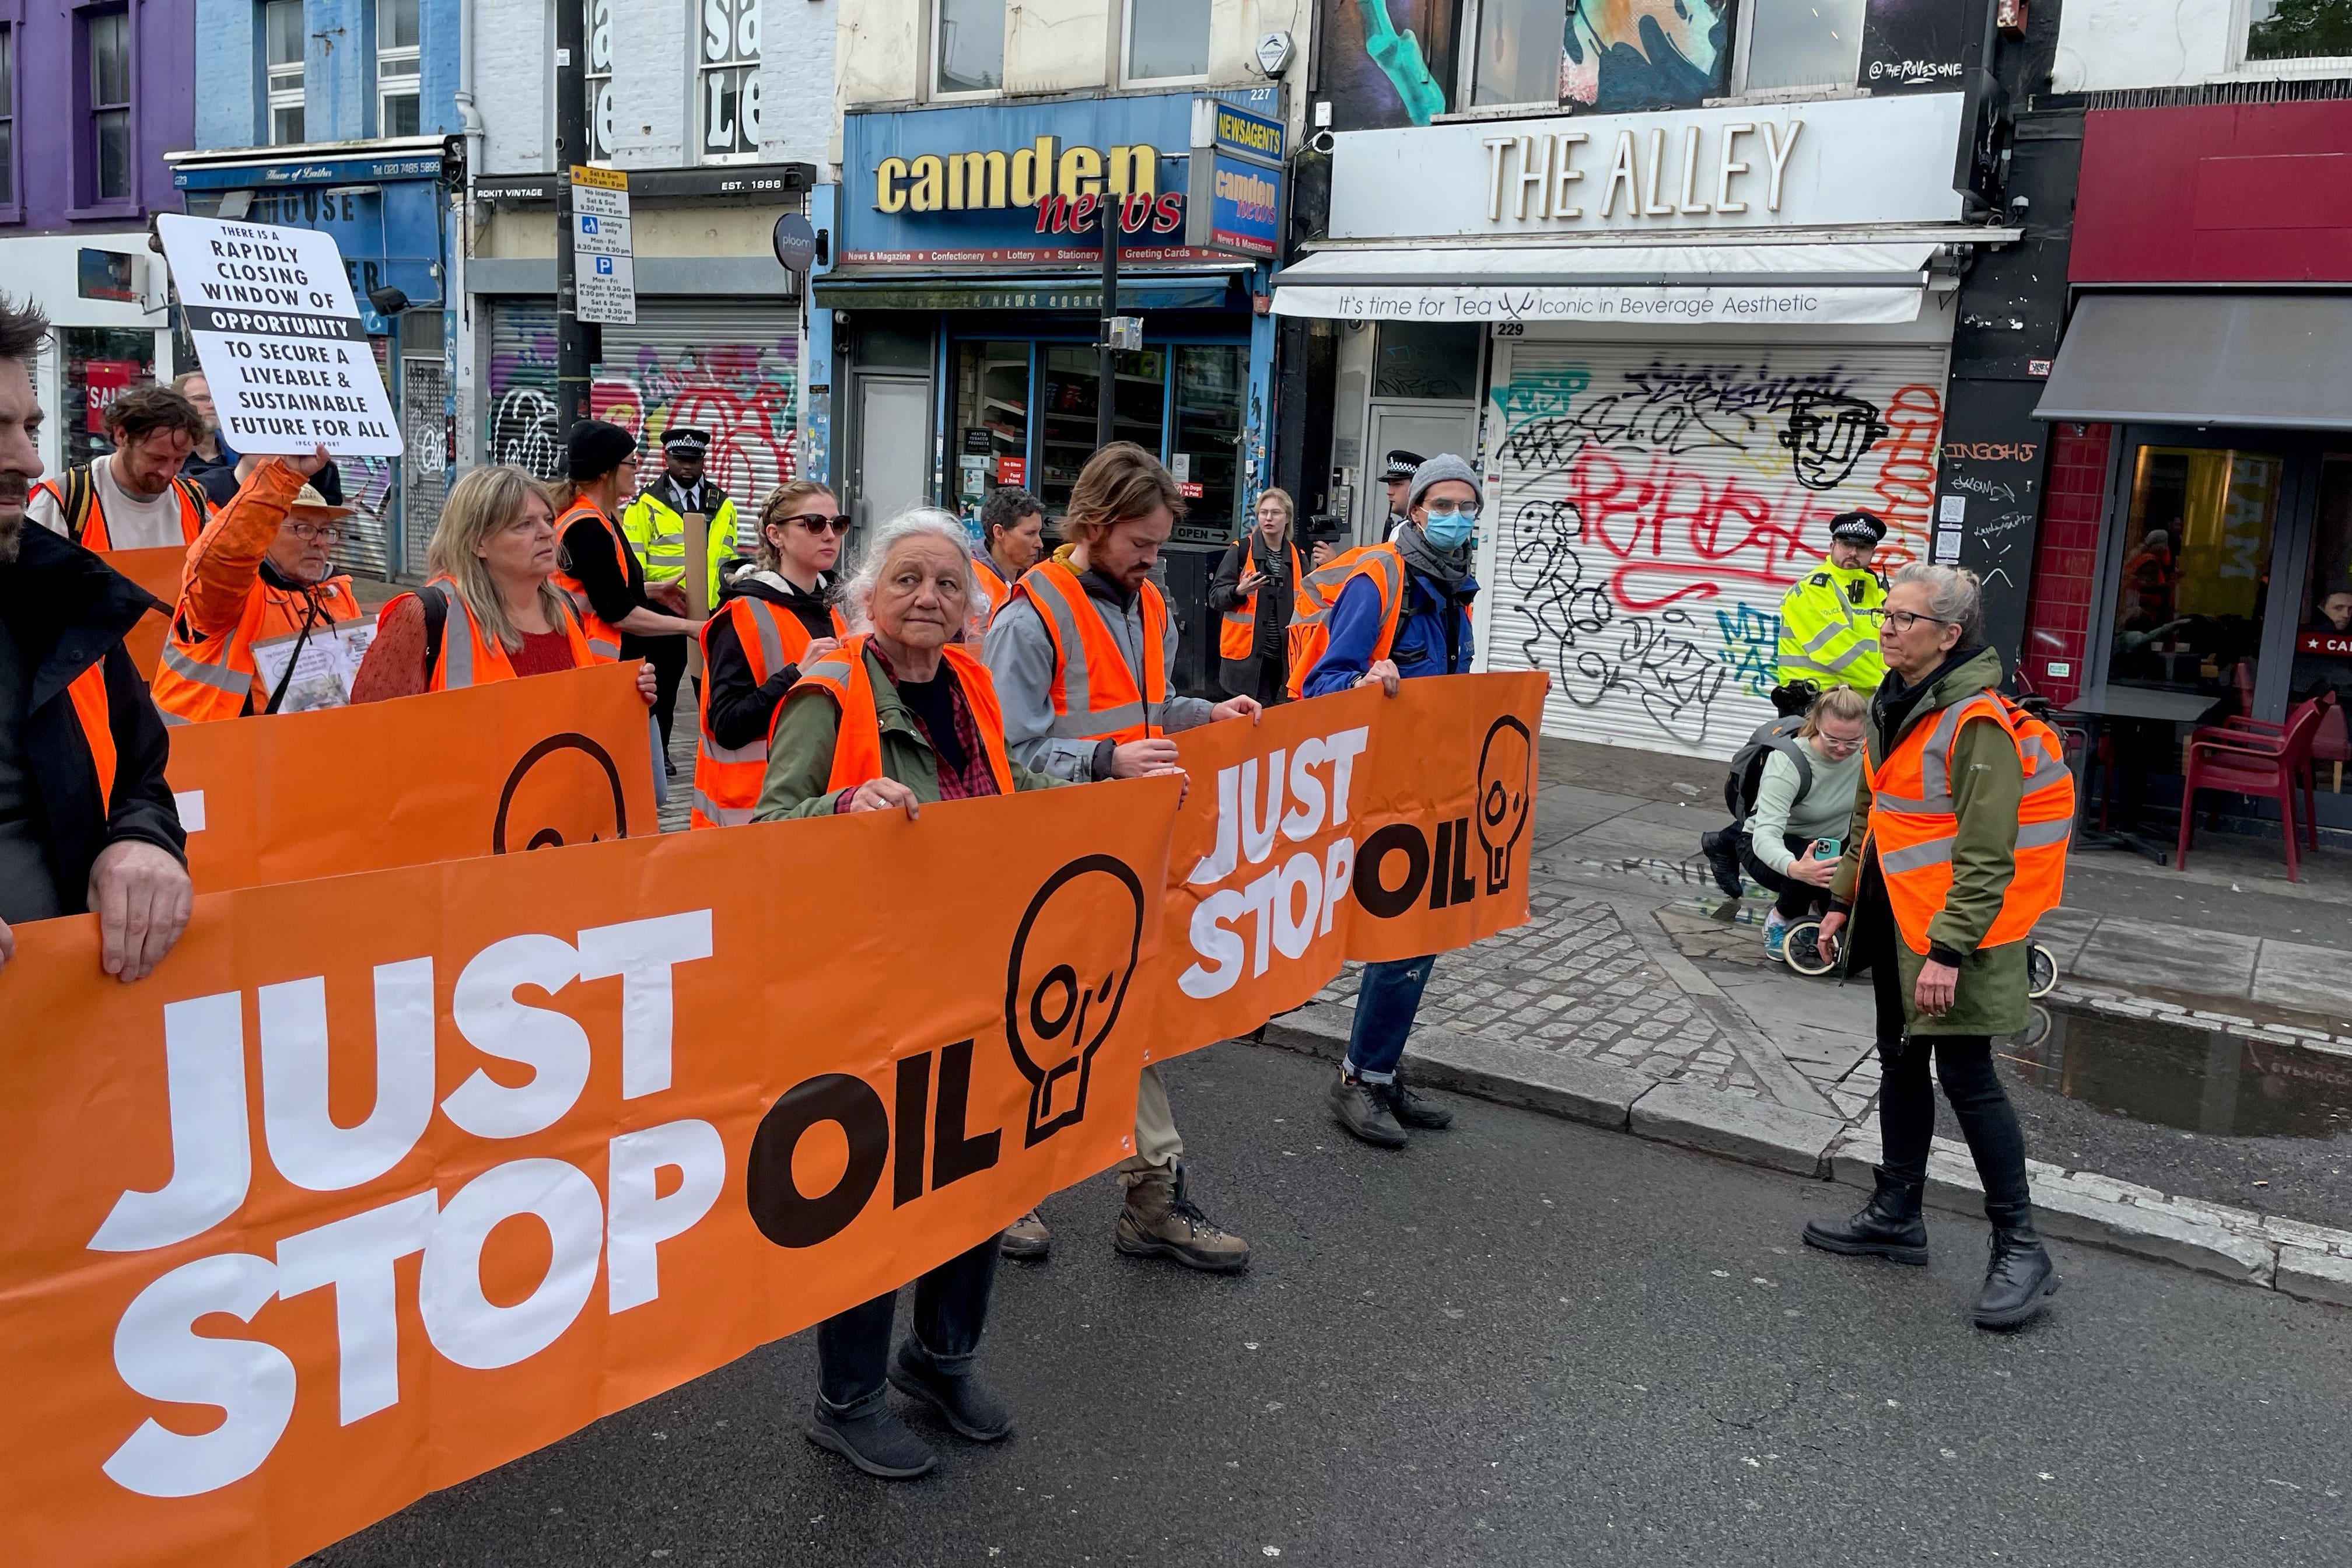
left=2010, top=195, right=2030, bottom=213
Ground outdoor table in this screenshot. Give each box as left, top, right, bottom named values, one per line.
left=2062, top=687, right=2225, bottom=864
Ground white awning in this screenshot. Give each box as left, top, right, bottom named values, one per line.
left=1270, top=241, right=1942, bottom=328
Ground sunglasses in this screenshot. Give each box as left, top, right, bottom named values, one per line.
left=776, top=513, right=852, bottom=536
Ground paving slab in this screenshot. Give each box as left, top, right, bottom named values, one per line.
left=2034, top=907, right=2103, bottom=972
left=1628, top=1081, right=1843, bottom=1175
left=2071, top=916, right=2261, bottom=999
left=2250, top=939, right=2351, bottom=1017
left=1558, top=814, right=1712, bottom=862
left=2277, top=1247, right=2352, bottom=1309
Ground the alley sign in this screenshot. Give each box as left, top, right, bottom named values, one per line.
left=156, top=214, right=400, bottom=457
left=571, top=165, right=636, bottom=326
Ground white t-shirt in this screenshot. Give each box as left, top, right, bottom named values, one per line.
left=26, top=458, right=191, bottom=550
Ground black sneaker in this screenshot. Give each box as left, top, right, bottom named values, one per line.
left=1700, top=828, right=1745, bottom=898
left=1382, top=1076, right=1454, bottom=1130
left=805, top=1397, right=937, bottom=1479
left=1331, top=1074, right=1408, bottom=1148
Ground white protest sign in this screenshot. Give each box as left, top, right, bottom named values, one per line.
left=156, top=214, right=401, bottom=457
left=572, top=165, right=637, bottom=326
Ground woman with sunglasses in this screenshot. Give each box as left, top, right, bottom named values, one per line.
left=689, top=481, right=852, bottom=827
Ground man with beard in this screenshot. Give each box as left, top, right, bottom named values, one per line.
left=0, top=292, right=190, bottom=982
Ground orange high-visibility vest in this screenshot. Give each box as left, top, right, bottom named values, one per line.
left=1010, top=558, right=1168, bottom=743
left=1286, top=543, right=1408, bottom=698
left=383, top=577, right=608, bottom=691
left=64, top=663, right=118, bottom=806
left=152, top=574, right=362, bottom=723
left=973, top=553, right=1014, bottom=620
left=1219, top=540, right=1311, bottom=662
left=552, top=498, right=634, bottom=652
left=691, top=593, right=848, bottom=828
left=32, top=467, right=208, bottom=552
left=1866, top=689, right=2074, bottom=955
left=793, top=634, right=1015, bottom=797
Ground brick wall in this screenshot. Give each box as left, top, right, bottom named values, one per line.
left=2018, top=421, right=2113, bottom=706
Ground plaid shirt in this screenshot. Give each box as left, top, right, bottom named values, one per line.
left=835, top=646, right=1000, bottom=809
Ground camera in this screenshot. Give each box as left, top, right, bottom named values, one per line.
left=1303, top=512, right=1349, bottom=547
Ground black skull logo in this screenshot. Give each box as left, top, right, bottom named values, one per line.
left=1475, top=716, right=1533, bottom=896
left=1003, top=854, right=1146, bottom=1148
left=492, top=733, right=630, bottom=852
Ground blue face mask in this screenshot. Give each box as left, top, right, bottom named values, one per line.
left=1420, top=504, right=1478, bottom=552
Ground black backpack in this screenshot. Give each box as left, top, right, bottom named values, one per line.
left=1723, top=713, right=1814, bottom=828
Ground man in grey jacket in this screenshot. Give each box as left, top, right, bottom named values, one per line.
left=985, top=441, right=1259, bottom=1272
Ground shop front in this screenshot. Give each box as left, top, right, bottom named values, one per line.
left=817, top=90, right=1279, bottom=692
left=470, top=163, right=816, bottom=558
left=170, top=138, right=461, bottom=580
left=1278, top=93, right=2007, bottom=760
left=2, top=237, right=177, bottom=479
left=2025, top=100, right=2352, bottom=841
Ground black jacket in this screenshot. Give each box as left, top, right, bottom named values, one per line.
left=704, top=571, right=839, bottom=751
left=0, top=523, right=186, bottom=907
left=1208, top=534, right=1297, bottom=698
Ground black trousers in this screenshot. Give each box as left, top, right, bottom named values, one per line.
left=1741, top=834, right=1831, bottom=921
left=1852, top=877, right=2033, bottom=1224
left=816, top=1234, right=1000, bottom=1412
left=627, top=632, right=690, bottom=748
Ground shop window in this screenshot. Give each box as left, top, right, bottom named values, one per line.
left=1036, top=345, right=1165, bottom=516
left=1375, top=323, right=1482, bottom=401
left=2248, top=1, right=2352, bottom=63
left=1172, top=345, right=1247, bottom=544
left=935, top=0, right=1005, bottom=96
left=62, top=327, right=154, bottom=473
left=1469, top=0, right=1566, bottom=107
left=265, top=0, right=306, bottom=146
left=699, top=0, right=761, bottom=162
left=952, top=341, right=1031, bottom=524
left=2291, top=455, right=2352, bottom=702
left=86, top=8, right=132, bottom=202
left=378, top=0, right=421, bottom=137
left=0, top=23, right=15, bottom=212
left=1742, top=0, right=1867, bottom=93
left=1125, top=0, right=1210, bottom=85
left=855, top=317, right=934, bottom=370
left=2108, top=444, right=2283, bottom=712
left=586, top=0, right=614, bottom=160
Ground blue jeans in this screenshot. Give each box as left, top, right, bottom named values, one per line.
left=1342, top=955, right=1437, bottom=1084
left=816, top=1234, right=999, bottom=1413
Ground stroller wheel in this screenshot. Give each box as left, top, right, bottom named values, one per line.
left=2027, top=941, right=2059, bottom=1000
left=1783, top=920, right=1838, bottom=977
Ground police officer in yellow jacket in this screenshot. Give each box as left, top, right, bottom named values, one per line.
left=1774, top=509, right=1889, bottom=713
left=621, top=426, right=739, bottom=610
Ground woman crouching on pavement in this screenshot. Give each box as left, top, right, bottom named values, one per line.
left=352, top=465, right=657, bottom=704
left=1811, top=564, right=2072, bottom=1328
left=754, top=508, right=1062, bottom=1478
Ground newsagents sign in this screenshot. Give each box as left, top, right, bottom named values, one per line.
left=1326, top=93, right=1966, bottom=242
left=1185, top=98, right=1283, bottom=261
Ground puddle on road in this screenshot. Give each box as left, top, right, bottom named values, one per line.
left=2004, top=1004, right=2352, bottom=1140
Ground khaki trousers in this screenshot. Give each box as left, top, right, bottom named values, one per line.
left=1115, top=1063, right=1184, bottom=1188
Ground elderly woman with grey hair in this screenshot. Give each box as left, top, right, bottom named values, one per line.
left=1810, top=562, right=2069, bottom=1330
left=753, top=508, right=1060, bottom=1479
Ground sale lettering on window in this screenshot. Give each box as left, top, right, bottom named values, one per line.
left=699, top=0, right=761, bottom=160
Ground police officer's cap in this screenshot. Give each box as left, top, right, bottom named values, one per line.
left=662, top=426, right=713, bottom=458
left=1828, top=510, right=1888, bottom=547
left=1381, top=450, right=1424, bottom=484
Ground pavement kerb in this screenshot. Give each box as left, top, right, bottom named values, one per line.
left=1247, top=1002, right=2352, bottom=1308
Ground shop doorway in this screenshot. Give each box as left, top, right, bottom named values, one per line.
left=858, top=377, right=932, bottom=531
left=1364, top=405, right=1480, bottom=538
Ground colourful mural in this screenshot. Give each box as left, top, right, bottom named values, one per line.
left=1562, top=0, right=1731, bottom=113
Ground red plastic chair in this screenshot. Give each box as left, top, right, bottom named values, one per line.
left=2178, top=696, right=2328, bottom=881
left=2316, top=700, right=2350, bottom=794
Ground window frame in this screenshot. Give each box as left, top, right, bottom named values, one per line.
left=75, top=3, right=136, bottom=215
left=1453, top=0, right=1569, bottom=115
left=2234, top=0, right=2352, bottom=78
left=0, top=18, right=18, bottom=223
left=376, top=0, right=421, bottom=139
left=929, top=0, right=1006, bottom=103
left=1728, top=0, right=1868, bottom=100
left=695, top=0, right=762, bottom=165
left=1119, top=0, right=1212, bottom=89
left=264, top=0, right=306, bottom=148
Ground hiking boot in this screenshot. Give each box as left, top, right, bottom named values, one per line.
left=804, top=1396, right=936, bottom=1480
left=1115, top=1164, right=1251, bottom=1273
left=888, top=1345, right=1013, bottom=1442
left=1700, top=828, right=1745, bottom=899
left=1382, top=1074, right=1454, bottom=1130
left=1331, top=1074, right=1408, bottom=1148
left=1763, top=911, right=1790, bottom=962
left=1974, top=1222, right=2059, bottom=1329
left=1801, top=1168, right=1929, bottom=1265
left=999, top=1209, right=1050, bottom=1262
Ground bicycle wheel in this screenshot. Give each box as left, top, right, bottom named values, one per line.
left=1783, top=920, right=1838, bottom=977
left=2027, top=942, right=2058, bottom=1000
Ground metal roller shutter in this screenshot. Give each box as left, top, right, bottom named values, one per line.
left=1482, top=335, right=1949, bottom=761
left=485, top=299, right=801, bottom=553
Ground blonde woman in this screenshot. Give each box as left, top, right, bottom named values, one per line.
left=351, top=464, right=656, bottom=703
left=1744, top=683, right=1870, bottom=959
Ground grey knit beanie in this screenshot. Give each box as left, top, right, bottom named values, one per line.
left=1408, top=453, right=1482, bottom=511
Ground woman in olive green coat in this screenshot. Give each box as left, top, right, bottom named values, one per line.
left=1810, top=564, right=2058, bottom=1330
left=754, top=509, right=1058, bottom=1481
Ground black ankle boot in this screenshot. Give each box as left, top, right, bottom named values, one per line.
left=1974, top=1220, right=2058, bottom=1328
left=1802, top=1167, right=1929, bottom=1265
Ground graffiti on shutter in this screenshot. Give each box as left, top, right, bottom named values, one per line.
left=1485, top=338, right=1946, bottom=760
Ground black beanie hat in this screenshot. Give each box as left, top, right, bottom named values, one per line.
left=566, top=419, right=639, bottom=482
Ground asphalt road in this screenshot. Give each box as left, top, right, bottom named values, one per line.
left=314, top=1044, right=2352, bottom=1568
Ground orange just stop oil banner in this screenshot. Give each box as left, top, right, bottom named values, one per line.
left=0, top=673, right=1542, bottom=1567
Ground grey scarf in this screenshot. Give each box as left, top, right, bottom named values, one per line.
left=1395, top=522, right=1474, bottom=590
